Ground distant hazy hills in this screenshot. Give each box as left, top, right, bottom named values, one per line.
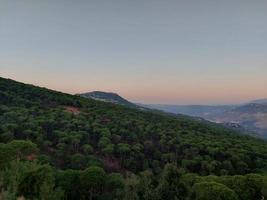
left=214, top=103, right=267, bottom=139
left=249, top=98, right=267, bottom=105
left=79, top=91, right=267, bottom=139
left=141, top=104, right=235, bottom=119
left=144, top=101, right=267, bottom=139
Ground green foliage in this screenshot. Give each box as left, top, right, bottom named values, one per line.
left=80, top=166, right=106, bottom=199
left=136, top=170, right=159, bottom=200
left=98, top=136, right=111, bottom=149
left=1, top=77, right=267, bottom=199
left=0, top=140, right=37, bottom=168
left=1, top=77, right=267, bottom=175
left=123, top=175, right=140, bottom=200
left=105, top=173, right=124, bottom=199
left=56, top=169, right=81, bottom=200
left=82, top=144, right=94, bottom=154
left=181, top=173, right=267, bottom=200
left=262, top=176, right=267, bottom=198
left=156, top=164, right=186, bottom=200
left=0, top=160, right=63, bottom=200
left=192, top=182, right=238, bottom=200
left=70, top=153, right=87, bottom=169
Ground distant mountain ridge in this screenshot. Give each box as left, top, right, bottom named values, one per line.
left=230, top=103, right=267, bottom=114
left=140, top=104, right=235, bottom=119
left=79, top=91, right=267, bottom=139
left=79, top=91, right=138, bottom=108
left=143, top=100, right=267, bottom=139
left=249, top=98, right=267, bottom=105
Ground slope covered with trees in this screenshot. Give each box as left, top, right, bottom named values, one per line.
left=79, top=91, right=138, bottom=108
left=0, top=77, right=267, bottom=199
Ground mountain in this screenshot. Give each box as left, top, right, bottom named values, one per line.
left=142, top=104, right=235, bottom=119
left=213, top=103, right=267, bottom=139
left=249, top=98, right=267, bottom=105
left=79, top=91, right=138, bottom=108
left=144, top=101, right=267, bottom=139
left=0, top=77, right=267, bottom=199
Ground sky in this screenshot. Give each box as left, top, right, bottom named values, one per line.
left=0, top=0, right=267, bottom=105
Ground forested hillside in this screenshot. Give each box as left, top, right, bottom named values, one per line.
left=0, top=77, right=267, bottom=200
left=79, top=91, right=138, bottom=108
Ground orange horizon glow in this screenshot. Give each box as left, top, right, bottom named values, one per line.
left=1, top=72, right=266, bottom=105
left=1, top=1, right=267, bottom=105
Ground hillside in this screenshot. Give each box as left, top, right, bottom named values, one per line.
left=145, top=102, right=267, bottom=139
left=79, top=91, right=138, bottom=108
left=0, top=77, right=267, bottom=200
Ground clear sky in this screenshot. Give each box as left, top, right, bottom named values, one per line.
left=1, top=0, right=267, bottom=104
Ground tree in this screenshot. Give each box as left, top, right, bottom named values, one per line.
left=102, top=144, right=115, bottom=155
left=82, top=144, right=94, bottom=154
left=0, top=140, right=37, bottom=168
left=192, top=182, right=238, bottom=200
left=98, top=136, right=111, bottom=149
left=56, top=169, right=81, bottom=200
left=123, top=175, right=140, bottom=200
left=244, top=174, right=264, bottom=200
left=117, top=143, right=131, bottom=167
left=80, top=166, right=106, bottom=200
left=156, top=163, right=187, bottom=200
left=1, top=160, right=63, bottom=200
left=105, top=173, right=124, bottom=199
left=262, top=176, right=267, bottom=199
left=7, top=140, right=38, bottom=159
left=18, top=163, right=63, bottom=200
left=70, top=153, right=87, bottom=169
left=137, top=170, right=158, bottom=200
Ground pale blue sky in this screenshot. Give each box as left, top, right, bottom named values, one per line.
left=1, top=0, right=267, bottom=104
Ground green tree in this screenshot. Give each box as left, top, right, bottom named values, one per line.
left=80, top=166, right=106, bottom=200
left=192, top=182, right=238, bottom=200
left=137, top=170, right=158, bottom=200
left=1, top=160, right=63, bottom=200
left=105, top=173, right=124, bottom=199
left=123, top=175, right=139, bottom=200
left=262, top=176, right=267, bottom=199
left=56, top=169, right=81, bottom=200
left=82, top=144, right=94, bottom=154
left=70, top=153, right=87, bottom=169
left=0, top=140, right=37, bottom=168
left=156, top=163, right=187, bottom=200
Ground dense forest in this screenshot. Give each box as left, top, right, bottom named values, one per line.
left=0, top=77, right=266, bottom=200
